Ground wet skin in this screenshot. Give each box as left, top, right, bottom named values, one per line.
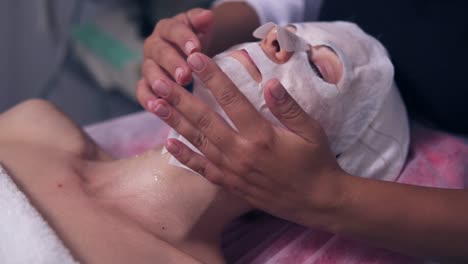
left=0, top=100, right=251, bottom=264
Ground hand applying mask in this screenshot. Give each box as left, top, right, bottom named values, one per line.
left=162, top=23, right=345, bottom=170
left=152, top=19, right=407, bottom=222
left=150, top=22, right=359, bottom=227
left=163, top=22, right=408, bottom=183
left=136, top=4, right=260, bottom=108
left=146, top=21, right=468, bottom=262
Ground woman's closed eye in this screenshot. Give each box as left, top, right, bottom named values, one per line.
left=308, top=59, right=324, bottom=79
left=308, top=46, right=343, bottom=85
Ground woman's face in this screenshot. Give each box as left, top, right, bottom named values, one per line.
left=196, top=21, right=393, bottom=156
left=229, top=26, right=344, bottom=85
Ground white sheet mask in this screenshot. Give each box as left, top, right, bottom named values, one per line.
left=193, top=24, right=345, bottom=151
left=164, top=24, right=346, bottom=171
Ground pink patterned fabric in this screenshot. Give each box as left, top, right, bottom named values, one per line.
left=85, top=112, right=468, bottom=263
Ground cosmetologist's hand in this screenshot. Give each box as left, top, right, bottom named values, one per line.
left=137, top=8, right=214, bottom=110
left=148, top=52, right=349, bottom=227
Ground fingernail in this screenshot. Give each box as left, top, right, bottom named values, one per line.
left=188, top=54, right=206, bottom=72
left=166, top=140, right=181, bottom=155
left=200, top=10, right=211, bottom=16
left=192, top=8, right=204, bottom=15
left=270, top=81, right=286, bottom=100
left=175, top=67, right=185, bottom=83
left=153, top=103, right=170, bottom=118
left=193, top=8, right=209, bottom=16
left=152, top=80, right=170, bottom=97
left=147, top=100, right=157, bottom=111
left=185, top=40, right=197, bottom=54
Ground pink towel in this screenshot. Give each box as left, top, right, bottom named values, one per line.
left=85, top=112, right=468, bottom=263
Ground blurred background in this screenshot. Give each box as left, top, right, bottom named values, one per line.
left=1, top=0, right=212, bottom=125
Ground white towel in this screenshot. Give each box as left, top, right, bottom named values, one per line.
left=0, top=164, right=77, bottom=264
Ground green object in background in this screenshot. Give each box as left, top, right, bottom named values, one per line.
left=72, top=23, right=139, bottom=70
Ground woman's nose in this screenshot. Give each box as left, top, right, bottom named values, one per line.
left=260, top=29, right=294, bottom=64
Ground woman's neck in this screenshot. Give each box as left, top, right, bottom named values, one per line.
left=83, top=147, right=252, bottom=263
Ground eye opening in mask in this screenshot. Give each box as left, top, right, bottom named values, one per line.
left=283, top=25, right=331, bottom=82
left=284, top=23, right=344, bottom=85
left=307, top=52, right=324, bottom=80
left=254, top=23, right=344, bottom=85
left=306, top=45, right=343, bottom=85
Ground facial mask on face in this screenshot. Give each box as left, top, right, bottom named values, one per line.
left=164, top=22, right=409, bottom=183
left=241, top=43, right=342, bottom=129
left=164, top=28, right=345, bottom=171
left=204, top=23, right=350, bottom=138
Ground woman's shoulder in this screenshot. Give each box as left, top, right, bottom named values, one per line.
left=0, top=99, right=107, bottom=159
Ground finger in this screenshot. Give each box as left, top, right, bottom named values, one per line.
left=136, top=79, right=157, bottom=112
left=165, top=139, right=226, bottom=186
left=159, top=16, right=201, bottom=55
left=150, top=99, right=231, bottom=166
left=166, top=139, right=254, bottom=197
left=142, top=59, right=174, bottom=90
left=144, top=37, right=192, bottom=85
left=151, top=79, right=240, bottom=151
left=264, top=79, right=324, bottom=142
left=184, top=8, right=214, bottom=35
left=187, top=52, right=270, bottom=136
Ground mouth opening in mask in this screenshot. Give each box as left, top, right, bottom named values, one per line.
left=229, top=49, right=263, bottom=83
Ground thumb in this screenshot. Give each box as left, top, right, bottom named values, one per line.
left=186, top=8, right=215, bottom=35
left=264, top=79, right=324, bottom=142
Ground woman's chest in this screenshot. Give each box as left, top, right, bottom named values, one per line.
left=0, top=142, right=200, bottom=263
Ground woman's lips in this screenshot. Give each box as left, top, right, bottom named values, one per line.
left=240, top=50, right=261, bottom=73
left=229, top=49, right=262, bottom=82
